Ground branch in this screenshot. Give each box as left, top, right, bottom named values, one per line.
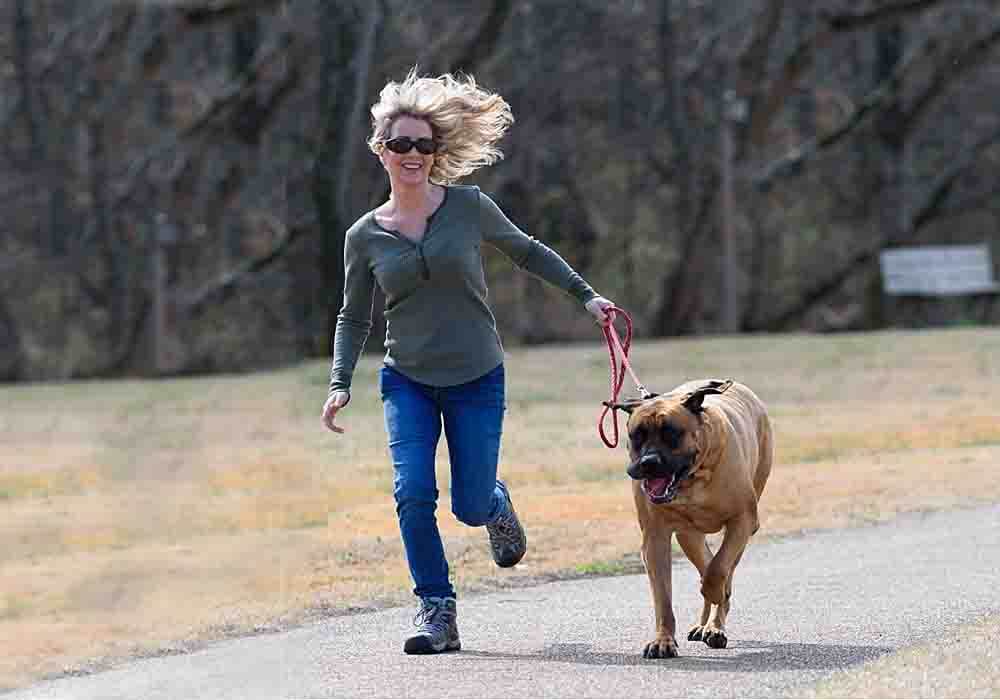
left=175, top=0, right=286, bottom=24
left=38, top=5, right=119, bottom=80
left=751, top=36, right=934, bottom=190
left=822, top=0, right=949, bottom=32
left=740, top=0, right=786, bottom=146
left=646, top=153, right=677, bottom=184
left=938, top=187, right=1000, bottom=221
left=179, top=214, right=314, bottom=316
left=756, top=124, right=1000, bottom=331
left=446, top=0, right=515, bottom=74
left=110, top=32, right=303, bottom=210
left=681, top=16, right=745, bottom=87
left=749, top=0, right=947, bottom=147
left=92, top=294, right=151, bottom=379
left=653, top=169, right=720, bottom=335
left=897, top=21, right=1000, bottom=140
left=911, top=125, right=1000, bottom=232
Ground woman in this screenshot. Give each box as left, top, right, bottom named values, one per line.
left=321, top=68, right=615, bottom=655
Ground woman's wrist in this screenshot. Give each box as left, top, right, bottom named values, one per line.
left=328, top=389, right=351, bottom=407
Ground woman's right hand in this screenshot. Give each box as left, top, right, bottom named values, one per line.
left=322, top=391, right=351, bottom=434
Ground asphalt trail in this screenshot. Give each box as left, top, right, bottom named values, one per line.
left=9, top=505, right=999, bottom=699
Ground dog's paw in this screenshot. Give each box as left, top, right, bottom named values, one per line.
left=689, top=624, right=727, bottom=649
left=642, top=637, right=679, bottom=659
left=704, top=628, right=728, bottom=649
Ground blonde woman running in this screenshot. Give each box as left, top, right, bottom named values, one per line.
left=322, top=68, right=615, bottom=654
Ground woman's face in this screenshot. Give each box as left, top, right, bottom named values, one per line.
left=380, top=115, right=436, bottom=188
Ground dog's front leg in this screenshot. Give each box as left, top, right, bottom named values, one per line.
left=641, top=529, right=679, bottom=658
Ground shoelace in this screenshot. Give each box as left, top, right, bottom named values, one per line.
left=413, top=602, right=449, bottom=632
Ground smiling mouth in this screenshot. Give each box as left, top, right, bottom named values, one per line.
left=641, top=469, right=691, bottom=504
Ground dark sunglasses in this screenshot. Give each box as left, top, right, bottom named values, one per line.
left=383, top=136, right=439, bottom=155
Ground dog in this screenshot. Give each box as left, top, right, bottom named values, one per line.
left=610, top=379, right=772, bottom=658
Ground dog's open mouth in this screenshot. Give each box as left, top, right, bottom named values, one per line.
left=642, top=470, right=690, bottom=504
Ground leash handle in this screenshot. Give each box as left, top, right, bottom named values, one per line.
left=598, top=307, right=649, bottom=448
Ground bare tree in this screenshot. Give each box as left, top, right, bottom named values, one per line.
left=754, top=10, right=1000, bottom=330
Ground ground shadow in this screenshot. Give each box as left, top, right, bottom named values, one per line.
left=455, top=639, right=893, bottom=672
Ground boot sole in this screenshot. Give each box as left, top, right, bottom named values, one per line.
left=495, top=544, right=526, bottom=568
left=403, top=637, right=462, bottom=655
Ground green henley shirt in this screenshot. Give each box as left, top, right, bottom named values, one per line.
left=328, top=185, right=598, bottom=397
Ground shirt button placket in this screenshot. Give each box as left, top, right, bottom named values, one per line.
left=417, top=244, right=430, bottom=280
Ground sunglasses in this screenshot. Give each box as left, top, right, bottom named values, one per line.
left=383, top=136, right=439, bottom=155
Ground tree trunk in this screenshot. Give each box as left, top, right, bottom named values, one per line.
left=651, top=0, right=699, bottom=336
left=13, top=0, right=42, bottom=162
left=871, top=23, right=907, bottom=328
left=313, top=2, right=376, bottom=355
left=0, top=296, right=24, bottom=381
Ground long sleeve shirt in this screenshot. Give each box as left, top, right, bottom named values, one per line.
left=328, top=185, right=598, bottom=397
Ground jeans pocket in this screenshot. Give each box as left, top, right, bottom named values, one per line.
left=477, top=364, right=506, bottom=408
left=379, top=365, right=405, bottom=399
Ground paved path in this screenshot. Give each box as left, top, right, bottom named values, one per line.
left=9, top=505, right=1000, bottom=699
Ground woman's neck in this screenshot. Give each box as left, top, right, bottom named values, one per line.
left=389, top=182, right=434, bottom=215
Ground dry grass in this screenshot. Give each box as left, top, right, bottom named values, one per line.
left=798, top=614, right=1000, bottom=698
left=2, top=327, right=999, bottom=690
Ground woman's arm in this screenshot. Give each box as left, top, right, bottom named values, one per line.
left=327, top=227, right=376, bottom=404
left=478, top=190, right=600, bottom=305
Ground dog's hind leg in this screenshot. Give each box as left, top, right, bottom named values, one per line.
left=702, top=549, right=745, bottom=649
left=677, top=531, right=728, bottom=648
left=676, top=531, right=711, bottom=629
left=695, top=514, right=757, bottom=649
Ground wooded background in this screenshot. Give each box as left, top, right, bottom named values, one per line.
left=1, top=0, right=998, bottom=382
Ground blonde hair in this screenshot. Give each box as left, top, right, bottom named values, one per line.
left=368, top=67, right=514, bottom=184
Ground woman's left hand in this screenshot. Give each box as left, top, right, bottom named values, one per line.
left=585, top=296, right=616, bottom=327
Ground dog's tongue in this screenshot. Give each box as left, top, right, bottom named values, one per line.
left=644, top=477, right=673, bottom=499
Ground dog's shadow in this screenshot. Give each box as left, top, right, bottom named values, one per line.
left=456, top=640, right=892, bottom=672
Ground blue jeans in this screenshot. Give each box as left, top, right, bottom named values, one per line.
left=380, top=363, right=508, bottom=600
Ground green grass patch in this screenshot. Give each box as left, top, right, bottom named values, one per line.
left=575, top=559, right=639, bottom=577
left=0, top=469, right=103, bottom=502
left=0, top=595, right=31, bottom=621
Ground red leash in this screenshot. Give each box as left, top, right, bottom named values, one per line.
left=598, top=307, right=652, bottom=448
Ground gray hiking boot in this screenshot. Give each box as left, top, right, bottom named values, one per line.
left=403, top=597, right=460, bottom=655
left=486, top=481, right=527, bottom=568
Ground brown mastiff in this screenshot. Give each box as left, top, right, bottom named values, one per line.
left=611, top=379, right=772, bottom=658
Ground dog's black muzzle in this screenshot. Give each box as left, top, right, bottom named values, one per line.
left=627, top=452, right=693, bottom=481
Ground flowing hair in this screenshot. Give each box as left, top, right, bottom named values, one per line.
left=368, top=67, right=514, bottom=184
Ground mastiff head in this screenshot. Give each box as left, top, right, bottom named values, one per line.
left=609, top=380, right=733, bottom=504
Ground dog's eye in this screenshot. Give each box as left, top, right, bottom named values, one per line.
left=631, top=427, right=646, bottom=447
left=661, top=425, right=683, bottom=449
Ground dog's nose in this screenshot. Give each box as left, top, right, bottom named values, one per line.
left=639, top=453, right=661, bottom=469
left=628, top=452, right=662, bottom=479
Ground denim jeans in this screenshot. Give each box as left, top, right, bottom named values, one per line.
left=380, top=363, right=507, bottom=600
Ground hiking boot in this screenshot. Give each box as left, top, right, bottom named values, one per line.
left=403, top=597, right=460, bottom=655
left=486, top=481, right=527, bottom=568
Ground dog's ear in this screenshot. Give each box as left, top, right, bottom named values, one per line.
left=602, top=397, right=649, bottom=414
left=682, top=379, right=734, bottom=414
